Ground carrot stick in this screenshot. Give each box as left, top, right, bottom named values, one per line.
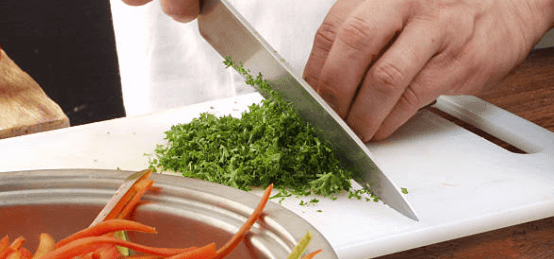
left=120, top=255, right=161, bottom=259
left=166, top=243, right=216, bottom=259
left=18, top=248, right=32, bottom=259
left=104, top=170, right=153, bottom=221
left=116, top=180, right=154, bottom=220
left=212, top=184, right=273, bottom=259
left=93, top=245, right=120, bottom=259
left=56, top=219, right=156, bottom=248
left=79, top=252, right=97, bottom=259
left=0, top=236, right=9, bottom=252
left=300, top=249, right=322, bottom=259
left=104, top=190, right=135, bottom=221
left=5, top=250, right=20, bottom=259
left=147, top=185, right=161, bottom=193
left=0, top=247, right=15, bottom=259
left=32, top=234, right=55, bottom=259
left=1, top=236, right=26, bottom=259
left=134, top=169, right=153, bottom=183
left=9, top=237, right=25, bottom=250
left=40, top=236, right=197, bottom=259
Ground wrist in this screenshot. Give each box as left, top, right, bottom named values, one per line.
left=534, top=0, right=554, bottom=31
left=545, top=0, right=554, bottom=29
left=550, top=1, right=554, bottom=29
left=515, top=0, right=554, bottom=47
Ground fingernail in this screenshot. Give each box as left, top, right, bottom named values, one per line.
left=171, top=15, right=195, bottom=23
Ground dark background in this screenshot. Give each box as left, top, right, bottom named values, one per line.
left=0, top=0, right=125, bottom=125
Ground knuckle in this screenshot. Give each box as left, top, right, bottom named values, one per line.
left=398, top=85, right=423, bottom=108
left=369, top=62, right=407, bottom=94
left=313, top=21, right=339, bottom=53
left=337, top=16, right=374, bottom=51
left=434, top=49, right=457, bottom=68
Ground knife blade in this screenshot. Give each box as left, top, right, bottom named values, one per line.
left=197, top=0, right=418, bottom=221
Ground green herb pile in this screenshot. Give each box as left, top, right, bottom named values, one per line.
left=149, top=58, right=360, bottom=199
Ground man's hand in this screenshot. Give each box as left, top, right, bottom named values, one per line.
left=121, top=0, right=200, bottom=23
left=304, top=0, right=554, bottom=142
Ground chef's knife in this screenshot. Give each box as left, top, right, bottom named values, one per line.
left=197, top=0, right=418, bottom=221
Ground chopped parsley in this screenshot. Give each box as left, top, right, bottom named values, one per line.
left=299, top=198, right=320, bottom=207
left=149, top=58, right=378, bottom=201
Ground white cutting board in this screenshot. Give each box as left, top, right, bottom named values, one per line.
left=1, top=93, right=553, bottom=259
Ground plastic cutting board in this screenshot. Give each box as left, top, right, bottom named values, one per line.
left=0, top=93, right=553, bottom=259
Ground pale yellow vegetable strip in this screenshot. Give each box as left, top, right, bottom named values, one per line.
left=286, top=231, right=313, bottom=259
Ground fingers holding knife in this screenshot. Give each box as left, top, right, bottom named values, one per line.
left=304, top=0, right=445, bottom=142
left=304, top=0, right=553, bottom=142
left=121, top=0, right=554, bottom=143
left=121, top=0, right=201, bottom=23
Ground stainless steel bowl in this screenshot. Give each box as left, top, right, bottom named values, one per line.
left=0, top=169, right=338, bottom=259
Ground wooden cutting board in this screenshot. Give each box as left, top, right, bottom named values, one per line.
left=0, top=48, right=69, bottom=139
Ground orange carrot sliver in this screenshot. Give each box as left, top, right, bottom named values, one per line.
left=104, top=170, right=153, bottom=221
left=104, top=190, right=135, bottom=221
left=18, top=248, right=32, bottom=259
left=1, top=237, right=26, bottom=259
left=92, top=245, right=120, bottom=259
left=5, top=250, right=20, bottom=259
left=166, top=243, right=216, bottom=259
left=56, top=219, right=156, bottom=248
left=0, top=237, right=9, bottom=250
left=9, top=237, right=25, bottom=251
left=0, top=236, right=9, bottom=252
left=213, top=184, right=273, bottom=259
left=301, top=249, right=322, bottom=259
left=116, top=180, right=154, bottom=220
left=0, top=247, right=15, bottom=259
left=79, top=252, right=97, bottom=259
left=32, top=234, right=55, bottom=259
left=121, top=255, right=161, bottom=259
left=41, top=236, right=197, bottom=259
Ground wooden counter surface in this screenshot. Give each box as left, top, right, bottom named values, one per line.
left=378, top=48, right=554, bottom=258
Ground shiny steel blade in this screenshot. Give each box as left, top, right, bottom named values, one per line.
left=198, top=0, right=418, bottom=221
left=89, top=169, right=151, bottom=226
